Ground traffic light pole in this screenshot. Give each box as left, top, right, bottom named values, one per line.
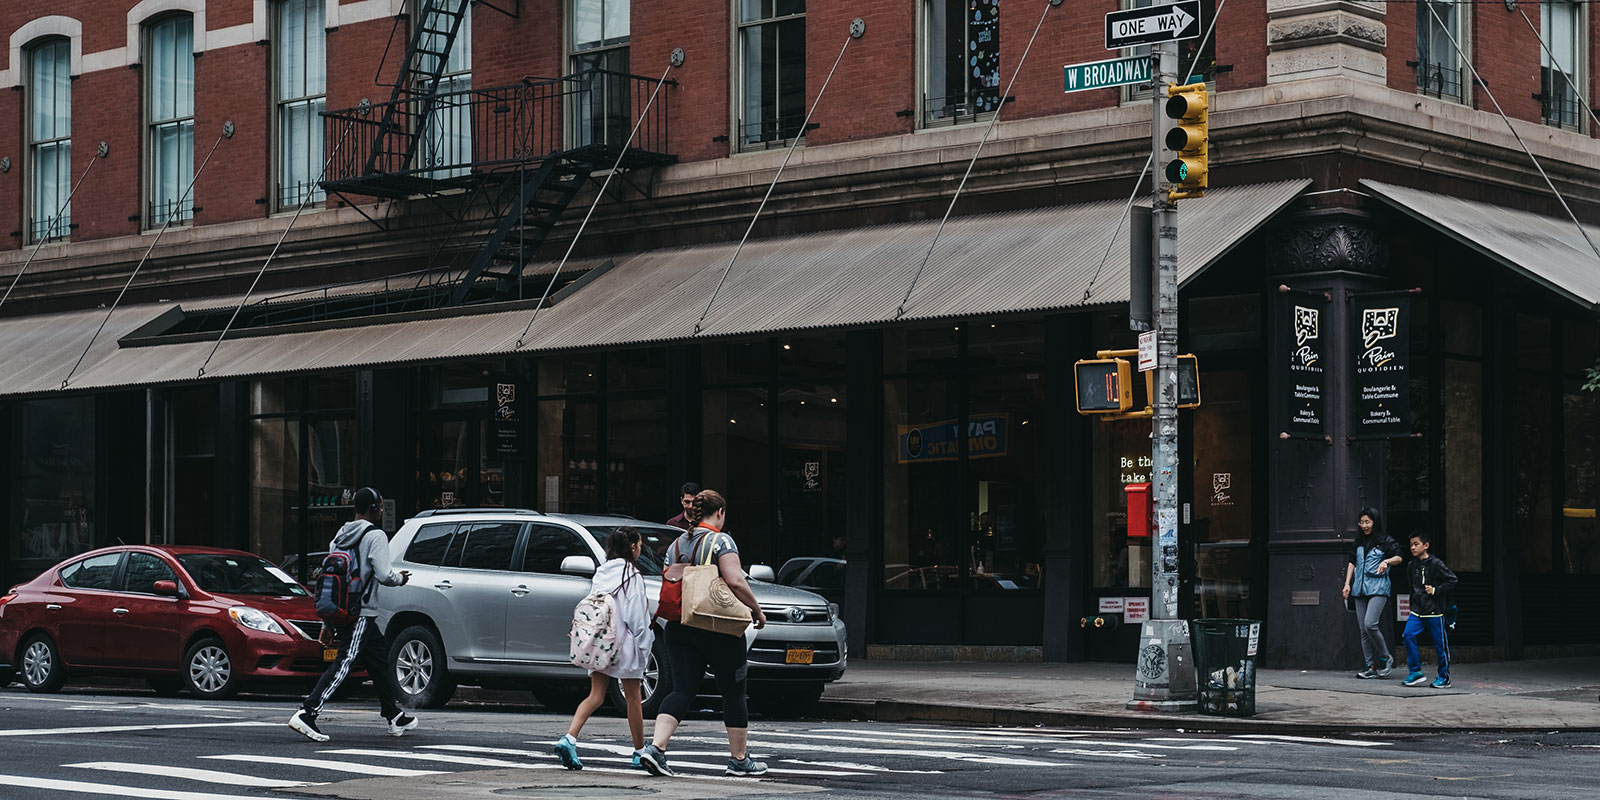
left=1128, top=31, right=1197, bottom=711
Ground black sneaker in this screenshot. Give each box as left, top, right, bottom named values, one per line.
left=638, top=744, right=675, bottom=777
left=726, top=756, right=769, bottom=777
left=386, top=711, right=419, bottom=737
left=289, top=709, right=329, bottom=742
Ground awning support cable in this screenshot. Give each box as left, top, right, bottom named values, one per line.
left=1423, top=1, right=1600, bottom=266
left=893, top=0, right=1060, bottom=320
left=1515, top=7, right=1600, bottom=138
left=693, top=20, right=866, bottom=335
left=516, top=55, right=682, bottom=349
left=63, top=124, right=233, bottom=389
left=0, top=144, right=107, bottom=315
left=1081, top=0, right=1227, bottom=304
left=197, top=120, right=360, bottom=378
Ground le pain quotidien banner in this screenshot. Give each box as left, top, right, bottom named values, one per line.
left=1350, top=292, right=1412, bottom=438
left=1277, top=290, right=1329, bottom=437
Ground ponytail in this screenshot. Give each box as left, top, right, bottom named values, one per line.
left=687, top=489, right=727, bottom=526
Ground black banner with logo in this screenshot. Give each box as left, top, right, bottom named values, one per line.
left=1349, top=292, right=1411, bottom=437
left=490, top=376, right=524, bottom=458
left=1276, top=290, right=1328, bottom=437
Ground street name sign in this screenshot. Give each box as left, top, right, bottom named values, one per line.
left=1105, top=0, right=1202, bottom=50
left=1063, top=56, right=1151, bottom=93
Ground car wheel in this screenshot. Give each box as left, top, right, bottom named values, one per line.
left=19, top=634, right=66, bottom=693
left=183, top=638, right=241, bottom=700
left=390, top=625, right=456, bottom=709
left=609, top=634, right=670, bottom=717
left=147, top=678, right=185, bottom=697
left=750, top=683, right=825, bottom=718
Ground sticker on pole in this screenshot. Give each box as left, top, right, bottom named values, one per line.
left=1105, top=0, right=1202, bottom=50
left=1246, top=622, right=1260, bottom=656
left=1138, top=330, right=1157, bottom=372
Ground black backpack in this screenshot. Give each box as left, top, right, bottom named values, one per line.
left=314, top=523, right=374, bottom=624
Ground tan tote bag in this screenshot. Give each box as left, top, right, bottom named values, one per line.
left=680, top=532, right=752, bottom=636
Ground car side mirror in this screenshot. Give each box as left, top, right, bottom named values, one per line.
left=749, top=565, right=775, bottom=583
left=152, top=580, right=180, bottom=597
left=559, top=555, right=597, bottom=577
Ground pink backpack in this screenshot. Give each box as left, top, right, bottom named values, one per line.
left=569, top=588, right=621, bottom=672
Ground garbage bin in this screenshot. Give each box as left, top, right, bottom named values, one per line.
left=1192, top=618, right=1261, bottom=716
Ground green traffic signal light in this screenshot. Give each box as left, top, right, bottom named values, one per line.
left=1166, top=160, right=1188, bottom=183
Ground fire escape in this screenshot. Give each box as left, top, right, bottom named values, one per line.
left=251, top=0, right=675, bottom=325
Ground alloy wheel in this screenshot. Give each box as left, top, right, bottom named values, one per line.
left=189, top=644, right=232, bottom=694
left=22, top=640, right=52, bottom=687
left=642, top=649, right=660, bottom=701
left=396, top=639, right=434, bottom=696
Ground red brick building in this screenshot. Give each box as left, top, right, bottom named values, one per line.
left=1, top=0, right=1597, bottom=678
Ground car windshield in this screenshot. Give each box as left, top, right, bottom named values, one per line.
left=178, top=554, right=309, bottom=596
left=581, top=525, right=678, bottom=575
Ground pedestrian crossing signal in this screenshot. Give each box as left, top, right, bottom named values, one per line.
left=1075, top=359, right=1133, bottom=414
left=1164, top=82, right=1208, bottom=200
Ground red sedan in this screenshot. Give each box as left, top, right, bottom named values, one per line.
left=1, top=545, right=339, bottom=699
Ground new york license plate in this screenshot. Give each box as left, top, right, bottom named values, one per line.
left=785, top=648, right=814, bottom=665
left=323, top=649, right=339, bottom=662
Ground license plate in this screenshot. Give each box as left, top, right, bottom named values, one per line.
left=323, top=649, right=339, bottom=662
left=785, top=648, right=814, bottom=665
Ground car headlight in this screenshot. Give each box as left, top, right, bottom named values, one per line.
left=229, top=606, right=286, bottom=635
left=827, top=602, right=840, bottom=622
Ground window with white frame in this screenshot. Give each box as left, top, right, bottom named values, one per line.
left=570, top=0, right=631, bottom=148
left=1540, top=0, right=1583, bottom=130
left=1121, top=0, right=1216, bottom=102
left=417, top=0, right=472, bottom=178
left=26, top=39, right=71, bottom=243
left=921, top=0, right=1000, bottom=126
left=146, top=15, right=195, bottom=226
left=738, top=0, right=806, bottom=150
left=276, top=0, right=326, bottom=208
left=1416, top=0, right=1466, bottom=103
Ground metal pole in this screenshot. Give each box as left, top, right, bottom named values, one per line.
left=1128, top=27, right=1196, bottom=711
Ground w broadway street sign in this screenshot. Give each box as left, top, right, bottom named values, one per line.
left=1064, top=56, right=1151, bottom=93
left=1105, top=0, right=1202, bottom=49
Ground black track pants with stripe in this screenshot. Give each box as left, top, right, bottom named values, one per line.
left=302, top=616, right=400, bottom=719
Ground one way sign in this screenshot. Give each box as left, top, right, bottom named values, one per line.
left=1105, top=0, right=1202, bottom=50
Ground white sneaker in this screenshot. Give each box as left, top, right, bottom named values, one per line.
left=386, top=711, right=419, bottom=737
left=289, top=710, right=329, bottom=742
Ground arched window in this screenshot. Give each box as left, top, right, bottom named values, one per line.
left=26, top=38, right=71, bottom=242
left=145, top=14, right=195, bottom=226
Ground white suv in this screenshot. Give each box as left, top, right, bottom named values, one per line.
left=373, top=509, right=848, bottom=715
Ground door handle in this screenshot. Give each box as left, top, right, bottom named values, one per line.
left=112, top=608, right=130, bottom=616
left=45, top=604, right=62, bottom=611
left=510, top=586, right=529, bottom=597
left=434, top=581, right=453, bottom=590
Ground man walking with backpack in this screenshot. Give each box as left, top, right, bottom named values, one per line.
left=289, top=487, right=416, bottom=742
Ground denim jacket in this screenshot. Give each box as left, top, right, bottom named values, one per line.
left=1348, top=533, right=1399, bottom=597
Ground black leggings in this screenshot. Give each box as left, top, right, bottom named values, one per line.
left=659, top=621, right=749, bottom=728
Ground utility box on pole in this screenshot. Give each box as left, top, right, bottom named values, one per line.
left=1130, top=205, right=1153, bottom=332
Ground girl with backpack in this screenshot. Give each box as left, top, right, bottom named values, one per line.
left=554, top=527, right=655, bottom=770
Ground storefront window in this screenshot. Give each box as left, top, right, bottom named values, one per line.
left=1092, top=416, right=1151, bottom=589
left=775, top=381, right=847, bottom=590
left=248, top=376, right=357, bottom=579
left=702, top=386, right=772, bottom=561
left=883, top=375, right=960, bottom=589
left=1190, top=370, right=1255, bottom=619
left=1562, top=378, right=1599, bottom=573
left=537, top=398, right=599, bottom=513
left=171, top=387, right=217, bottom=546
left=11, top=398, right=97, bottom=563
left=607, top=394, right=669, bottom=516
left=1517, top=372, right=1554, bottom=573
left=537, top=349, right=666, bottom=519
left=966, top=369, right=1045, bottom=590
left=1443, top=359, right=1483, bottom=570
left=249, top=417, right=299, bottom=567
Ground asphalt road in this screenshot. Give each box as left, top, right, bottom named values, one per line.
left=3, top=682, right=1600, bottom=799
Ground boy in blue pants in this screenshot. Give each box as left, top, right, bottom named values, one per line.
left=1402, top=532, right=1458, bottom=689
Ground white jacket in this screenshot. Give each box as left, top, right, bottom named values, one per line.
left=589, top=559, right=655, bottom=679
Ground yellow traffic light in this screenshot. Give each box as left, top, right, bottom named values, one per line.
left=1074, top=359, right=1133, bottom=415
left=1163, top=82, right=1208, bottom=200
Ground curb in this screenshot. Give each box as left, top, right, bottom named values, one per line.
left=812, top=698, right=1600, bottom=735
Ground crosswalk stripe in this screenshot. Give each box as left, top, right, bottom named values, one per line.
left=432, top=744, right=871, bottom=777
left=1064, top=739, right=1239, bottom=752
left=200, top=754, right=446, bottom=777
left=671, top=734, right=1070, bottom=767
left=319, top=749, right=531, bottom=769
left=774, top=729, right=1032, bottom=748
left=1048, top=748, right=1159, bottom=760
left=809, top=727, right=1090, bottom=742
left=0, top=773, right=266, bottom=800
left=1231, top=735, right=1392, bottom=748
left=64, top=762, right=315, bottom=789
left=0, top=721, right=277, bottom=738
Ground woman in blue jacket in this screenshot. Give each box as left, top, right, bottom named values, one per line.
left=1342, top=507, right=1403, bottom=678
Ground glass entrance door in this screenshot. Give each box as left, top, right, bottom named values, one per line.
left=418, top=416, right=506, bottom=511
left=1187, top=368, right=1260, bottom=620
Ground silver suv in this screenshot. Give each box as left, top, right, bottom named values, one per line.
left=373, top=509, right=848, bottom=714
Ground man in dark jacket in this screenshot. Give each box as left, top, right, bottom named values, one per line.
left=665, top=482, right=701, bottom=531
left=1401, top=532, right=1458, bottom=689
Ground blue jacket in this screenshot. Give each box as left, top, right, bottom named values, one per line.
left=1347, top=532, right=1400, bottom=597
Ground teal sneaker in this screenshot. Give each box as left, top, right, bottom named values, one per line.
left=1403, top=671, right=1427, bottom=686
left=1377, top=656, right=1394, bottom=678
left=553, top=736, right=582, bottom=770
left=1431, top=676, right=1451, bottom=689
left=632, top=751, right=642, bottom=769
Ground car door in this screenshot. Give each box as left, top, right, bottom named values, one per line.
left=446, top=521, right=526, bottom=662
left=104, top=551, right=185, bottom=670
left=52, top=552, right=125, bottom=667
left=503, top=523, right=597, bottom=664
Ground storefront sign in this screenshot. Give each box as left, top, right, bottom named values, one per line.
left=1124, top=597, right=1150, bottom=623
left=490, top=376, right=524, bottom=458
left=1349, top=293, right=1412, bottom=437
left=897, top=413, right=1009, bottom=463
left=1098, top=597, right=1127, bottom=613
left=1276, top=292, right=1328, bottom=436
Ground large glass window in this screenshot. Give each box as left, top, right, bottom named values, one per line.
left=570, top=0, right=631, bottom=148
left=171, top=387, right=218, bottom=546
left=1540, top=0, right=1584, bottom=130
left=418, top=0, right=472, bottom=177
left=276, top=0, right=327, bottom=208
left=11, top=398, right=98, bottom=564
left=536, top=349, right=664, bottom=519
left=921, top=0, right=999, bottom=126
left=738, top=0, right=806, bottom=150
left=1417, top=0, right=1466, bottom=103
left=146, top=15, right=195, bottom=226
left=247, top=377, right=356, bottom=581
left=26, top=38, right=71, bottom=243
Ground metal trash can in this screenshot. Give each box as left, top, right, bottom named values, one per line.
left=1192, top=618, right=1261, bottom=716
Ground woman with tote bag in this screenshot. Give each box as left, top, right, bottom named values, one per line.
left=639, top=489, right=769, bottom=779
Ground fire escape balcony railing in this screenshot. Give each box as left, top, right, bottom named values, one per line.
left=320, top=70, right=675, bottom=198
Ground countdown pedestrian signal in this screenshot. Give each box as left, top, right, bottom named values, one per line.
left=1164, top=82, right=1208, bottom=201
left=1075, top=358, right=1133, bottom=414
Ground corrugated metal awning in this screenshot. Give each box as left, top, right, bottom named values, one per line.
left=1361, top=180, right=1600, bottom=310
left=0, top=180, right=1309, bottom=397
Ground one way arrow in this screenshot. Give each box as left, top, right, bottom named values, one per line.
left=1163, top=5, right=1194, bottom=33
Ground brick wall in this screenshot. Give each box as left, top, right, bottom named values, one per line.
left=194, top=43, right=269, bottom=226
left=803, top=0, right=915, bottom=148
left=1475, top=3, right=1542, bottom=123
left=630, top=0, right=730, bottom=163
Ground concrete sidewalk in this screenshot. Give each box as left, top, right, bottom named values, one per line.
left=817, top=656, right=1600, bottom=733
